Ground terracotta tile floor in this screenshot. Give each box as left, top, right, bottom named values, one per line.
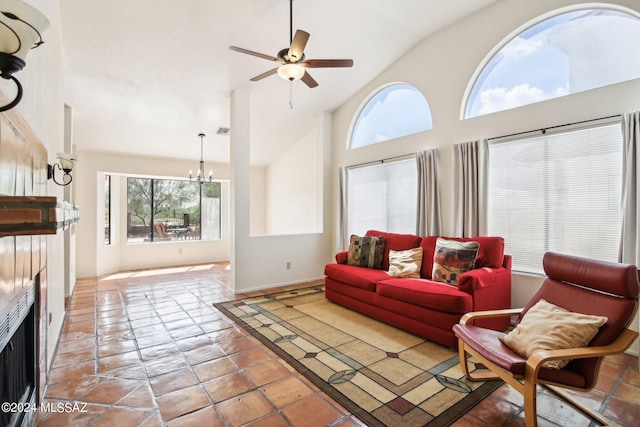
left=37, top=262, right=640, bottom=426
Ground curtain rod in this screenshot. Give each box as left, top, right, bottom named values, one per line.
left=346, top=153, right=416, bottom=170
left=487, top=114, right=621, bottom=141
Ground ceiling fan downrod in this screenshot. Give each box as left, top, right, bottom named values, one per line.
left=289, top=0, right=294, bottom=44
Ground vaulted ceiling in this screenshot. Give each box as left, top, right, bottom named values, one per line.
left=60, top=0, right=496, bottom=166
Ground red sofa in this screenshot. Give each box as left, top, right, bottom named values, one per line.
left=324, top=230, right=512, bottom=348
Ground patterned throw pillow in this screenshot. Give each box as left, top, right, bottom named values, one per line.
left=432, top=238, right=479, bottom=285
left=347, top=235, right=385, bottom=269
left=387, top=248, right=423, bottom=278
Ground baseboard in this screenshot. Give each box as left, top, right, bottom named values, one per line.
left=233, top=276, right=325, bottom=294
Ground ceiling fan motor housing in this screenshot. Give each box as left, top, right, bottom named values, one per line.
left=277, top=48, right=304, bottom=63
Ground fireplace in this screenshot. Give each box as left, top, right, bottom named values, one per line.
left=0, top=276, right=38, bottom=427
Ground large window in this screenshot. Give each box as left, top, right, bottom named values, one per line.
left=464, top=7, right=640, bottom=118
left=127, top=177, right=221, bottom=243
left=488, top=123, right=622, bottom=274
left=350, top=84, right=432, bottom=149
left=346, top=157, right=417, bottom=237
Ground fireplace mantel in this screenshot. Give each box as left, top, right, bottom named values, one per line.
left=0, top=196, right=80, bottom=236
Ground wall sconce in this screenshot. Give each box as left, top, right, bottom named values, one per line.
left=48, top=153, right=77, bottom=186
left=0, top=0, right=49, bottom=112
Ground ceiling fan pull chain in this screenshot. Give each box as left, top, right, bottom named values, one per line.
left=289, top=80, right=294, bottom=109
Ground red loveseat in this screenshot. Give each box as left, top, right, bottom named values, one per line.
left=324, top=230, right=512, bottom=349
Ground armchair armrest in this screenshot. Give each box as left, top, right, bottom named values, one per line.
left=459, top=308, right=523, bottom=325
left=525, top=328, right=639, bottom=378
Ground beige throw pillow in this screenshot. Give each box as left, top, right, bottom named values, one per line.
left=387, top=248, right=423, bottom=278
left=500, top=299, right=608, bottom=369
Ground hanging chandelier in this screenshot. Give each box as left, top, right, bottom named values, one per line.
left=188, top=133, right=212, bottom=184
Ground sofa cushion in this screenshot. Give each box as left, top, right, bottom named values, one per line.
left=324, top=263, right=391, bottom=291
left=376, top=278, right=473, bottom=314
left=387, top=248, right=423, bottom=278
left=347, top=234, right=385, bottom=269
left=366, top=230, right=422, bottom=270
left=421, top=236, right=505, bottom=278
left=432, top=238, right=479, bottom=286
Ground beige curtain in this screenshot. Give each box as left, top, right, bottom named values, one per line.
left=619, top=110, right=640, bottom=266
left=452, top=139, right=488, bottom=237
left=416, top=149, right=442, bottom=236
left=338, top=167, right=349, bottom=251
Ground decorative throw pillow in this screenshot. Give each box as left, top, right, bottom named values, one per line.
left=500, top=299, right=608, bottom=369
left=432, top=238, right=479, bottom=285
left=347, top=235, right=385, bottom=269
left=387, top=247, right=423, bottom=278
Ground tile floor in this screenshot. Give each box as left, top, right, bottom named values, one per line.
left=36, top=262, right=640, bottom=427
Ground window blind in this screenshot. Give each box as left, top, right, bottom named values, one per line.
left=346, top=158, right=417, bottom=237
left=488, top=123, right=622, bottom=274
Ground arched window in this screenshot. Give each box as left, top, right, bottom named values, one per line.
left=350, top=84, right=432, bottom=149
left=463, top=6, right=640, bottom=119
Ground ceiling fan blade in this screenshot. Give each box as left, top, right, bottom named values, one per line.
left=250, top=68, right=278, bottom=82
left=301, top=71, right=318, bottom=88
left=229, top=46, right=281, bottom=63
left=302, top=59, right=354, bottom=68
left=288, top=30, right=310, bottom=62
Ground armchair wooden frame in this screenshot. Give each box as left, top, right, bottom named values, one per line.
left=457, top=308, right=639, bottom=427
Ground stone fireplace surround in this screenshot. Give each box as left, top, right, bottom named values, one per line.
left=0, top=108, right=51, bottom=427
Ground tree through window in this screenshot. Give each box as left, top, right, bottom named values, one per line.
left=127, top=177, right=221, bottom=242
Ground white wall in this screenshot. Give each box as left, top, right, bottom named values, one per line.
left=250, top=166, right=266, bottom=235
left=265, top=127, right=322, bottom=235
left=231, top=89, right=333, bottom=291
left=330, top=0, right=640, bottom=355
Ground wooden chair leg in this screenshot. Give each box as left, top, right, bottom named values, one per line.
left=523, top=381, right=538, bottom=427
left=458, top=341, right=472, bottom=378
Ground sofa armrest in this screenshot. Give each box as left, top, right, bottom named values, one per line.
left=336, top=251, right=348, bottom=264
left=457, top=267, right=506, bottom=292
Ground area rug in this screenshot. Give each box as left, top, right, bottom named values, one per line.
left=214, top=285, right=501, bottom=427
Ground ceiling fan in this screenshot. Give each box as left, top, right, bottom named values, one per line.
left=229, top=0, right=353, bottom=89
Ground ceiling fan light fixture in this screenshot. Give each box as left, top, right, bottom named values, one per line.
left=277, top=63, right=305, bottom=81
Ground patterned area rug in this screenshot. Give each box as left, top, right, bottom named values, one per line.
left=214, top=285, right=501, bottom=427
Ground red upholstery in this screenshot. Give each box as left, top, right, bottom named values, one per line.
left=335, top=251, right=348, bottom=264
left=541, top=251, right=639, bottom=299
left=454, top=251, right=640, bottom=390
left=325, top=281, right=461, bottom=348
left=452, top=324, right=591, bottom=388
left=324, top=230, right=512, bottom=348
left=376, top=279, right=473, bottom=314
left=366, top=230, right=422, bottom=270
left=324, top=263, right=390, bottom=292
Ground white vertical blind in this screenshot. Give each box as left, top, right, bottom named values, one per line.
left=488, top=123, right=622, bottom=274
left=347, top=158, right=417, bottom=237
